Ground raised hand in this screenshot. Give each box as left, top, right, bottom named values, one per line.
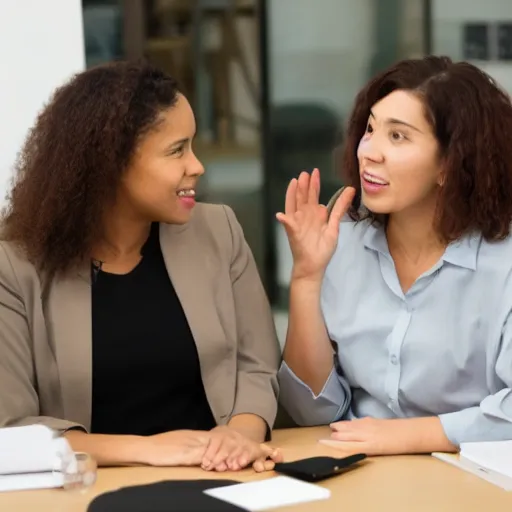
left=276, top=169, right=355, bottom=281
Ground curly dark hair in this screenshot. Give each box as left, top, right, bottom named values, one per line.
left=1, top=60, right=179, bottom=276
left=342, top=55, right=512, bottom=242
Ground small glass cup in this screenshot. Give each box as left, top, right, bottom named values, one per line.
left=53, top=437, right=97, bottom=492
left=61, top=452, right=97, bottom=492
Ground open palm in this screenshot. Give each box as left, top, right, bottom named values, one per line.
left=277, top=169, right=355, bottom=281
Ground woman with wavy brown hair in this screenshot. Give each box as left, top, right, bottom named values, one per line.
left=278, top=56, right=512, bottom=455
left=0, top=61, right=282, bottom=472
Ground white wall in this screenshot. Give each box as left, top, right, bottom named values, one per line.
left=0, top=1, right=85, bottom=208
left=432, top=0, right=512, bottom=93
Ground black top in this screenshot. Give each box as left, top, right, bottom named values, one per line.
left=90, top=223, right=216, bottom=436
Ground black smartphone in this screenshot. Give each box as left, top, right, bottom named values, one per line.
left=273, top=453, right=367, bottom=482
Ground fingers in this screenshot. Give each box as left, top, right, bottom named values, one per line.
left=307, top=168, right=321, bottom=204
left=259, top=444, right=283, bottom=463
left=253, top=458, right=276, bottom=473
left=225, top=446, right=245, bottom=471
left=275, top=212, right=298, bottom=234
left=201, top=435, right=224, bottom=470
left=213, top=461, right=228, bottom=472
left=284, top=178, right=298, bottom=215
left=296, top=171, right=310, bottom=209
left=330, top=431, right=361, bottom=442
left=329, top=420, right=346, bottom=432
left=327, top=186, right=356, bottom=232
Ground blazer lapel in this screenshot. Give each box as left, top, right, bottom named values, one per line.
left=159, top=223, right=229, bottom=423
left=46, top=267, right=92, bottom=430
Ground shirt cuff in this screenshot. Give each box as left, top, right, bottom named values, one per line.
left=439, top=407, right=483, bottom=446
left=439, top=389, right=512, bottom=446
left=277, top=361, right=351, bottom=426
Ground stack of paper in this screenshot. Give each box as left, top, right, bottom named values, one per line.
left=433, top=440, right=512, bottom=491
left=0, top=425, right=74, bottom=492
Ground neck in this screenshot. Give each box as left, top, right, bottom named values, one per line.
left=93, top=208, right=151, bottom=263
left=386, top=200, right=444, bottom=263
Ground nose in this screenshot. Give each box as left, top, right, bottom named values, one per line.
left=358, top=133, right=384, bottom=164
left=187, top=151, right=205, bottom=177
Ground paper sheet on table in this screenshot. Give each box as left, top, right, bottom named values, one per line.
left=460, top=440, right=512, bottom=479
left=432, top=451, right=512, bottom=492
left=204, top=476, right=331, bottom=511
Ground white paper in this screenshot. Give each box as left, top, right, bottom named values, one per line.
left=432, top=452, right=512, bottom=491
left=460, top=440, right=512, bottom=479
left=204, top=476, right=331, bottom=511
left=0, top=472, right=64, bottom=493
left=0, top=425, right=74, bottom=492
left=0, top=425, right=60, bottom=475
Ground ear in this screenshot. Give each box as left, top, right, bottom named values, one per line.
left=436, top=160, right=446, bottom=187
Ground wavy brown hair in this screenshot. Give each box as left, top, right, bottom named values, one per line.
left=1, top=61, right=179, bottom=276
left=342, top=55, right=512, bottom=242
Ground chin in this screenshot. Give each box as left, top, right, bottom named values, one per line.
left=361, top=193, right=393, bottom=215
left=157, top=210, right=192, bottom=225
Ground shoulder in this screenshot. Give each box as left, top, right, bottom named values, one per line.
left=475, top=233, right=512, bottom=286
left=0, top=240, right=39, bottom=297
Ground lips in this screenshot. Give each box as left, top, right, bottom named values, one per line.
left=362, top=171, right=389, bottom=185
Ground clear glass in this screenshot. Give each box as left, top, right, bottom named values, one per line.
left=52, top=437, right=97, bottom=492
left=61, top=452, right=97, bottom=492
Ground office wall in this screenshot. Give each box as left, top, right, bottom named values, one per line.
left=0, top=0, right=85, bottom=208
left=432, top=0, right=512, bottom=92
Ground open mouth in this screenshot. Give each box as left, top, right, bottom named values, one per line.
left=362, top=171, right=389, bottom=186
left=177, top=188, right=196, bottom=198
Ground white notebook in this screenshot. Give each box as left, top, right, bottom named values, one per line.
left=433, top=440, right=512, bottom=491
left=460, top=440, right=512, bottom=479
left=204, top=476, right=331, bottom=511
left=0, top=425, right=73, bottom=492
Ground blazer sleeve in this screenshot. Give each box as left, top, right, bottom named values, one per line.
left=0, top=243, right=84, bottom=432
left=221, top=206, right=281, bottom=430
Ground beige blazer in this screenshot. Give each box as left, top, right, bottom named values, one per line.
left=0, top=203, right=280, bottom=433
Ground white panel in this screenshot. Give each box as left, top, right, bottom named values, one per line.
left=0, top=0, right=85, bottom=208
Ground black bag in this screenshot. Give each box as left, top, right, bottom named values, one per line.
left=87, top=479, right=245, bottom=512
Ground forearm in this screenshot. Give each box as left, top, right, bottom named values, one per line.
left=396, top=417, right=457, bottom=454
left=64, top=430, right=149, bottom=467
left=283, top=276, right=333, bottom=394
left=228, top=414, right=267, bottom=443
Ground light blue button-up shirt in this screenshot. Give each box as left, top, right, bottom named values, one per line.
left=278, top=218, right=512, bottom=446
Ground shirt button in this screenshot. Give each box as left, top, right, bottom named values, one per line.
left=390, top=355, right=398, bottom=365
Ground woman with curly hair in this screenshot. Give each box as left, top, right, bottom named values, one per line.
left=0, top=61, right=281, bottom=472
left=278, top=56, right=512, bottom=455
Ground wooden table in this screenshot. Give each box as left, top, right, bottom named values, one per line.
left=1, top=426, right=511, bottom=511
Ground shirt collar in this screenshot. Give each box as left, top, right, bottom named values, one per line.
left=362, top=222, right=481, bottom=271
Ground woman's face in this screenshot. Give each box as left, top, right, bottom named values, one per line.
left=119, top=93, right=205, bottom=225
left=357, top=89, right=442, bottom=216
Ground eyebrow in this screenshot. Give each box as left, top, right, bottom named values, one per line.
left=369, top=110, right=422, bottom=133
left=164, top=138, right=190, bottom=152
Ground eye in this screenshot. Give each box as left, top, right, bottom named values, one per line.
left=390, top=130, right=406, bottom=142
left=170, top=145, right=185, bottom=157
left=365, top=121, right=374, bottom=134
